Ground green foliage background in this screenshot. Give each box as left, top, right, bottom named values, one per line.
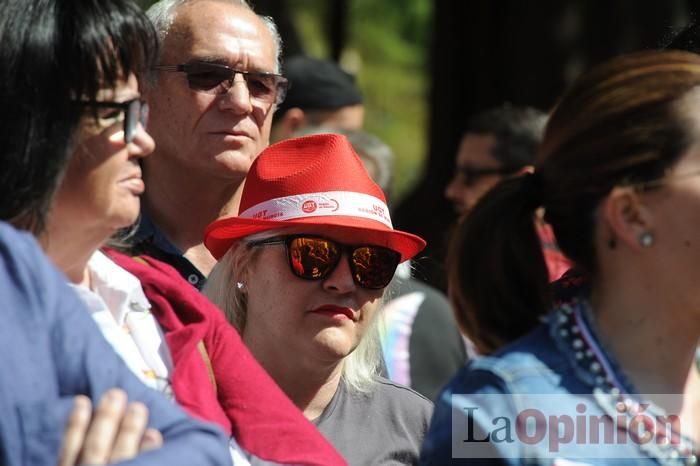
left=138, top=0, right=432, bottom=203
left=291, top=0, right=431, bottom=203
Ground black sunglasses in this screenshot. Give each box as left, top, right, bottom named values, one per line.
left=78, top=98, right=148, bottom=144
left=249, top=235, right=401, bottom=290
left=154, top=61, right=289, bottom=105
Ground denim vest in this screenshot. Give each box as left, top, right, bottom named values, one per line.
left=420, top=299, right=698, bottom=466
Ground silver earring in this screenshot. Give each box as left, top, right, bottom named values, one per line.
left=639, top=231, right=654, bottom=248
left=236, top=281, right=246, bottom=290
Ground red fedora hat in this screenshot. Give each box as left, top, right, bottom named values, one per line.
left=204, top=134, right=426, bottom=261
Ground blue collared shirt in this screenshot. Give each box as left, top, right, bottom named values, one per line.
left=131, top=211, right=206, bottom=290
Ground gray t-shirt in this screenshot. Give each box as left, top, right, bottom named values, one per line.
left=313, top=377, right=433, bottom=465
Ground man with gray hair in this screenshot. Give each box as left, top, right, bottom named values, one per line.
left=133, top=0, right=288, bottom=290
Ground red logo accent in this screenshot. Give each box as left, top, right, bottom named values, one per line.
left=301, top=200, right=317, bottom=213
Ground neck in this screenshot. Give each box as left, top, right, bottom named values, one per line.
left=142, top=157, right=243, bottom=276
left=245, top=336, right=344, bottom=420
left=41, top=214, right=104, bottom=285
left=281, top=364, right=343, bottom=421
left=591, top=274, right=700, bottom=396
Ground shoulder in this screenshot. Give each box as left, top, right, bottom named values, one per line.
left=335, top=377, right=433, bottom=424
left=0, top=223, right=80, bottom=318
left=362, top=377, right=434, bottom=427
left=429, top=322, right=575, bottom=431
left=371, top=377, right=433, bottom=406
left=0, top=222, right=53, bottom=283
left=468, top=323, right=567, bottom=387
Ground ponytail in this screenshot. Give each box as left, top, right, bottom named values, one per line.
left=447, top=173, right=551, bottom=354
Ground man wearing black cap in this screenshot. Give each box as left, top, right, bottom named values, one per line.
left=271, top=55, right=365, bottom=142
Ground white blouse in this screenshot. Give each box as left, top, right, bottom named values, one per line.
left=71, top=250, right=173, bottom=396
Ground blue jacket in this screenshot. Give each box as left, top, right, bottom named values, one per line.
left=0, top=222, right=230, bottom=466
left=420, top=299, right=696, bottom=466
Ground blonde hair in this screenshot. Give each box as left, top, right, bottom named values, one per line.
left=205, top=230, right=386, bottom=393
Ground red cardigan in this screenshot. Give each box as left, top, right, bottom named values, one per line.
left=106, top=249, right=345, bottom=466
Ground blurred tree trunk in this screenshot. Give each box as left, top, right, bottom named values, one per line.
left=250, top=0, right=305, bottom=58
left=252, top=0, right=349, bottom=64
left=327, top=0, right=349, bottom=62
left=394, top=0, right=690, bottom=291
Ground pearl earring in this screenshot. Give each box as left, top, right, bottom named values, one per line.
left=236, top=281, right=246, bottom=290
left=638, top=232, right=654, bottom=248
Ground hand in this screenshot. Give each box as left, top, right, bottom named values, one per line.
left=58, top=388, right=163, bottom=466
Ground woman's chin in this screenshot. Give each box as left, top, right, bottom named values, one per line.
left=105, top=212, right=140, bottom=234
left=311, top=330, right=359, bottom=360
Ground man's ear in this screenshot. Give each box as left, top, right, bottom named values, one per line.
left=280, top=108, right=307, bottom=136
left=600, top=186, right=654, bottom=250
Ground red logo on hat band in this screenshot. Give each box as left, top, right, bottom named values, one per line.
left=239, top=191, right=393, bottom=227
left=302, top=200, right=317, bottom=213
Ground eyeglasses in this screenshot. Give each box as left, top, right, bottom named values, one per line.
left=456, top=166, right=518, bottom=187
left=248, top=235, right=401, bottom=290
left=78, top=98, right=149, bottom=144
left=154, top=61, right=289, bottom=105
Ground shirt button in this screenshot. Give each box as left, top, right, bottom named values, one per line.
left=130, top=301, right=146, bottom=312
left=187, top=274, right=199, bottom=285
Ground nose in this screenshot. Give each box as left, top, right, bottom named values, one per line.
left=128, top=123, right=155, bottom=159
left=444, top=176, right=462, bottom=201
left=218, top=75, right=253, bottom=114
left=322, top=253, right=357, bottom=294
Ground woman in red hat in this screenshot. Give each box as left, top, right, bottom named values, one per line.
left=205, top=133, right=434, bottom=465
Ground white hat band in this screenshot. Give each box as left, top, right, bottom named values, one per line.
left=239, top=191, right=393, bottom=228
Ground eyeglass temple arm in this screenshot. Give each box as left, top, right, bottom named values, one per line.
left=248, top=238, right=287, bottom=247
left=153, top=64, right=185, bottom=72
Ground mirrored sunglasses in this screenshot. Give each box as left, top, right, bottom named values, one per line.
left=155, top=61, right=289, bottom=105
left=78, top=98, right=149, bottom=144
left=249, top=235, right=401, bottom=290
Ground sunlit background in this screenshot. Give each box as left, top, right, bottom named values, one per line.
left=137, top=0, right=698, bottom=290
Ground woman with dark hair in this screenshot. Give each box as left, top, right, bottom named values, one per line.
left=0, top=0, right=155, bottom=234
left=0, top=0, right=230, bottom=464
left=421, top=50, right=700, bottom=464
left=0, top=0, right=343, bottom=464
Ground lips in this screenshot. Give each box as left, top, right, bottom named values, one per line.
left=212, top=130, right=251, bottom=139
left=120, top=177, right=145, bottom=195
left=119, top=169, right=144, bottom=194
left=309, top=305, right=356, bottom=321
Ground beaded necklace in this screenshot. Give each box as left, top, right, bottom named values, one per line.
left=553, top=299, right=698, bottom=465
